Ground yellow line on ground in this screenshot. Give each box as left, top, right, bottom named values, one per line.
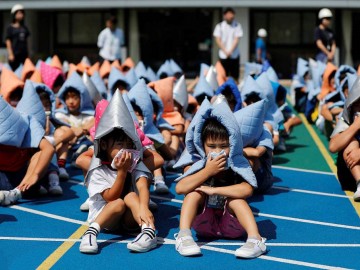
left=36, top=224, right=88, bottom=270
left=298, top=113, right=360, bottom=217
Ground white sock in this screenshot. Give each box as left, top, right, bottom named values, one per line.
left=85, top=222, right=100, bottom=237
left=140, top=224, right=156, bottom=239
left=154, top=176, right=165, bottom=184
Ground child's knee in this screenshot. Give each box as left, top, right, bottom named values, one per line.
left=109, top=199, right=126, bottom=215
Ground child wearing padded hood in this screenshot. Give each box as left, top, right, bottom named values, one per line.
left=55, top=72, right=95, bottom=164
left=329, top=77, right=360, bottom=201
left=174, top=99, right=266, bottom=259
left=0, top=90, right=55, bottom=206
left=79, top=91, right=157, bottom=254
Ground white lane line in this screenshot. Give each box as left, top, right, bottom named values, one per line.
left=1, top=235, right=355, bottom=270
left=9, top=205, right=86, bottom=225
left=70, top=179, right=349, bottom=199
left=67, top=180, right=84, bottom=186
left=272, top=186, right=350, bottom=199
left=2, top=236, right=360, bottom=248
left=272, top=165, right=335, bottom=176
left=150, top=195, right=360, bottom=231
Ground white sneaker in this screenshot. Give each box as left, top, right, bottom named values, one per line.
left=235, top=237, right=266, bottom=258
left=175, top=233, right=201, bottom=256
left=353, top=188, right=360, bottom=202
left=48, top=174, right=63, bottom=196
left=127, top=229, right=157, bottom=252
left=79, top=233, right=98, bottom=254
left=154, top=181, right=169, bottom=194
left=58, top=167, right=69, bottom=181
left=0, top=189, right=22, bottom=206
left=80, top=198, right=90, bottom=211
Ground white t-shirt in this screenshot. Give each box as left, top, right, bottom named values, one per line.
left=87, top=164, right=149, bottom=223
left=54, top=112, right=94, bottom=129
left=97, top=27, right=125, bottom=61
left=213, top=20, right=243, bottom=59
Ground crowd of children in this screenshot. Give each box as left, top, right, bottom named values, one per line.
left=291, top=57, right=360, bottom=201
left=0, top=53, right=311, bottom=258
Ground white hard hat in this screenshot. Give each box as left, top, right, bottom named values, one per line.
left=318, top=8, right=332, bottom=19
left=257, top=28, right=267, bottom=38
left=11, top=4, right=24, bottom=14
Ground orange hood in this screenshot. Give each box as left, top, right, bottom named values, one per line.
left=99, top=60, right=111, bottom=78
left=0, top=67, right=24, bottom=103
left=148, top=77, right=176, bottom=113
left=319, top=62, right=338, bottom=100
left=121, top=57, right=135, bottom=73
left=21, top=58, right=36, bottom=81
left=29, top=69, right=43, bottom=83
left=87, top=62, right=100, bottom=76
left=111, top=59, right=122, bottom=71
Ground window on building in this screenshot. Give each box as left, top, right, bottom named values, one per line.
left=55, top=12, right=105, bottom=46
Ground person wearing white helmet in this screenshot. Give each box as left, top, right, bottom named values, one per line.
left=255, top=28, right=267, bottom=64
left=314, top=8, right=336, bottom=63
left=5, top=4, right=30, bottom=71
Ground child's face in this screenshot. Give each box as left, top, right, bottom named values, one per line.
left=352, top=100, right=360, bottom=119
left=106, top=136, right=135, bottom=160
left=204, top=137, right=230, bottom=157
left=40, top=97, right=51, bottom=112
left=64, top=91, right=81, bottom=115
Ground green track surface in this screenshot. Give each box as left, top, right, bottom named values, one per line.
left=273, top=119, right=334, bottom=173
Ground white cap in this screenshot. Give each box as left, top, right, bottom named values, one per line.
left=318, top=8, right=332, bottom=19
left=257, top=28, right=267, bottom=38
left=11, top=4, right=24, bottom=14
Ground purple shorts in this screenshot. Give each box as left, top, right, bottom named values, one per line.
left=192, top=201, right=245, bottom=239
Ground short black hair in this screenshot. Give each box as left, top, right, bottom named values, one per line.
left=222, top=87, right=236, bottom=108
left=244, top=91, right=261, bottom=105
left=107, top=15, right=117, bottom=25
left=201, top=118, right=229, bottom=144
left=223, top=7, right=235, bottom=15
left=195, top=94, right=210, bottom=105
left=275, top=85, right=287, bottom=104
left=64, top=87, right=80, bottom=98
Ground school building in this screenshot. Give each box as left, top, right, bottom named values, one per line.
left=0, top=0, right=359, bottom=78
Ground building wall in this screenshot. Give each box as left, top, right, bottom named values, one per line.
left=0, top=6, right=357, bottom=78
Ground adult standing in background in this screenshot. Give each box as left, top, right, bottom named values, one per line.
left=5, top=4, right=30, bottom=71
left=255, top=28, right=267, bottom=64
left=213, top=7, right=243, bottom=82
left=97, top=15, right=125, bottom=64
left=315, top=8, right=336, bottom=63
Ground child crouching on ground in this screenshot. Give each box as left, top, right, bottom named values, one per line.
left=80, top=90, right=157, bottom=254
left=329, top=77, right=360, bottom=200
left=173, top=99, right=266, bottom=258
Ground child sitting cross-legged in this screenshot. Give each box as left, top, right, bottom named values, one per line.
left=173, top=98, right=266, bottom=258
left=79, top=90, right=157, bottom=254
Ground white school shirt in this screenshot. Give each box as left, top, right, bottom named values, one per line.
left=87, top=164, right=149, bottom=223
left=54, top=112, right=94, bottom=129
left=97, top=27, right=125, bottom=61
left=213, top=20, right=243, bottom=59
